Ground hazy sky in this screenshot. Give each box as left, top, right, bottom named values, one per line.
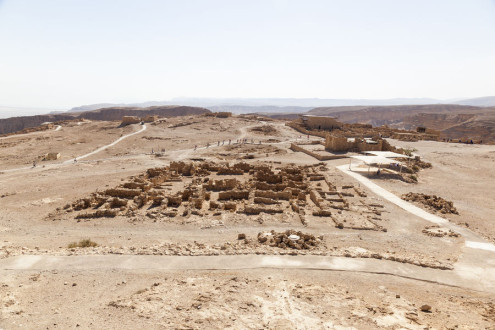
left=0, top=0, right=494, bottom=109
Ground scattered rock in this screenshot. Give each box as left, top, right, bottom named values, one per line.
left=420, top=304, right=432, bottom=312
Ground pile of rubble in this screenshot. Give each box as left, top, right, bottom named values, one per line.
left=400, top=157, right=433, bottom=173
left=401, top=192, right=458, bottom=214
left=249, top=125, right=278, bottom=135
left=0, top=240, right=453, bottom=269
left=422, top=225, right=460, bottom=238
left=256, top=230, right=322, bottom=250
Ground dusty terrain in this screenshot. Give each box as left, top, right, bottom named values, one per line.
left=1, top=114, right=495, bottom=329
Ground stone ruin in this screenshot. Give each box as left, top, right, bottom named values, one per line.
left=324, top=134, right=395, bottom=153
left=402, top=192, right=458, bottom=214
left=120, top=115, right=161, bottom=126
left=288, top=116, right=440, bottom=153
left=43, top=152, right=61, bottom=161
left=121, top=116, right=142, bottom=126
left=422, top=225, right=460, bottom=238
left=58, top=161, right=386, bottom=231
left=256, top=230, right=323, bottom=250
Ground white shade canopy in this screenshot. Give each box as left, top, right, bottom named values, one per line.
left=363, top=151, right=411, bottom=159
left=351, top=155, right=396, bottom=165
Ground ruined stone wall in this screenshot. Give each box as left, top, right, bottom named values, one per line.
left=254, top=190, right=291, bottom=200
left=290, top=144, right=347, bottom=161
left=44, top=152, right=61, bottom=161
left=303, top=116, right=342, bottom=130
left=324, top=135, right=350, bottom=152
left=142, top=115, right=159, bottom=122
left=121, top=116, right=141, bottom=126
left=324, top=134, right=398, bottom=153
left=218, top=190, right=250, bottom=200
left=203, top=179, right=238, bottom=191
left=286, top=121, right=328, bottom=138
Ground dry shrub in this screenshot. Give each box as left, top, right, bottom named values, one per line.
left=68, top=239, right=98, bottom=248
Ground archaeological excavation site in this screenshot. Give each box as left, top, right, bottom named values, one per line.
left=1, top=111, right=495, bottom=329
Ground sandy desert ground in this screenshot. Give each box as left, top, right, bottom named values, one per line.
left=1, top=115, right=495, bottom=329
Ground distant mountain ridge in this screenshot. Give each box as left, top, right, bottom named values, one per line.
left=67, top=96, right=495, bottom=113
left=451, top=96, right=495, bottom=107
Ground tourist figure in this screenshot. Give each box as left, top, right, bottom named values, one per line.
left=228, top=139, right=231, bottom=145
left=194, top=145, right=197, bottom=151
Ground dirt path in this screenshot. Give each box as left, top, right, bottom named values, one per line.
left=2, top=254, right=494, bottom=293
left=0, top=125, right=61, bottom=140
left=63, top=124, right=147, bottom=163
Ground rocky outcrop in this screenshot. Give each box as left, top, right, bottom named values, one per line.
left=78, top=106, right=210, bottom=121
left=0, top=114, right=74, bottom=135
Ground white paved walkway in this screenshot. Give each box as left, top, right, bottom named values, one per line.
left=2, top=254, right=494, bottom=293
left=337, top=165, right=495, bottom=253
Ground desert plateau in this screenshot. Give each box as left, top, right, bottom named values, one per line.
left=1, top=111, right=495, bottom=329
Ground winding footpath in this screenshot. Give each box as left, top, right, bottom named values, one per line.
left=1, top=124, right=147, bottom=172
left=63, top=124, right=147, bottom=163
left=0, top=125, right=61, bottom=141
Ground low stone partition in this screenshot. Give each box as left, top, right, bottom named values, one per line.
left=285, top=122, right=327, bottom=138
left=218, top=190, right=250, bottom=200
left=290, top=144, right=347, bottom=161
left=104, top=188, right=142, bottom=199
left=243, top=204, right=283, bottom=215
left=254, top=190, right=291, bottom=201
